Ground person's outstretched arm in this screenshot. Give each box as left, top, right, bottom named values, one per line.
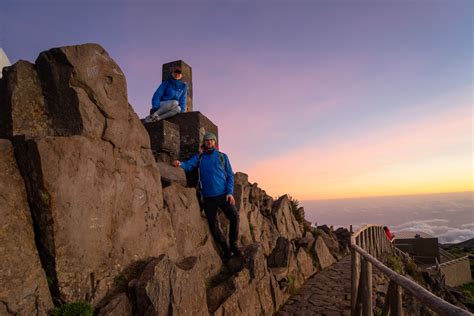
left=173, top=153, right=199, bottom=172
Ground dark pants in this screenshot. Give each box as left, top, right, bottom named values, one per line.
left=203, top=194, right=240, bottom=253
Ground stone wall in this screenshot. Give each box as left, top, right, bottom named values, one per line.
left=428, top=257, right=472, bottom=287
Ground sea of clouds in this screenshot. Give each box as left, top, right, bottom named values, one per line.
left=302, top=191, right=473, bottom=244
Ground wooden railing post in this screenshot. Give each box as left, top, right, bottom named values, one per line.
left=361, top=258, right=373, bottom=316
left=372, top=227, right=377, bottom=257
left=391, top=283, right=403, bottom=316
left=376, top=228, right=381, bottom=257
left=368, top=227, right=373, bottom=255
left=378, top=227, right=384, bottom=256
left=381, top=229, right=387, bottom=254
left=351, top=245, right=361, bottom=316
left=364, top=230, right=368, bottom=252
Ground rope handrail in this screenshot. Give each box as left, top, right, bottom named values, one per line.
left=350, top=224, right=471, bottom=316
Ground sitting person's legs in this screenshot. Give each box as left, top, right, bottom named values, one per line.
left=155, top=100, right=179, bottom=116
left=146, top=100, right=180, bottom=122
left=157, top=101, right=180, bottom=120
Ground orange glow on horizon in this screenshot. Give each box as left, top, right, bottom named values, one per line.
left=243, top=104, right=473, bottom=200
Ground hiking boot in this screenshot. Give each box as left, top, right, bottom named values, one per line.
left=220, top=243, right=232, bottom=263
left=144, top=112, right=160, bottom=123
left=230, top=245, right=244, bottom=257
left=222, top=250, right=232, bottom=263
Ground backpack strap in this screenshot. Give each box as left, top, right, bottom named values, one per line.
left=218, top=152, right=226, bottom=170
left=196, top=151, right=226, bottom=189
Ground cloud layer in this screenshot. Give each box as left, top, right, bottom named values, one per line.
left=303, top=191, right=473, bottom=244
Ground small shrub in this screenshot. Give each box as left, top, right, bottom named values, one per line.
left=373, top=307, right=382, bottom=316
left=287, top=275, right=297, bottom=294
left=386, top=255, right=404, bottom=275
left=288, top=195, right=300, bottom=217
left=46, top=276, right=54, bottom=288
left=458, top=282, right=474, bottom=300
left=405, top=259, right=423, bottom=283
left=52, top=301, right=93, bottom=316
left=313, top=227, right=323, bottom=238
left=39, top=190, right=50, bottom=205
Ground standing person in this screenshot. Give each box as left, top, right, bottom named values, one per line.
left=172, top=132, right=242, bottom=261
left=145, top=67, right=188, bottom=122
left=383, top=226, right=394, bottom=241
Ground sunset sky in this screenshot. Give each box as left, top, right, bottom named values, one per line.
left=2, top=0, right=472, bottom=200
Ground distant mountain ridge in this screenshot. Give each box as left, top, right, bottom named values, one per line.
left=441, top=238, right=474, bottom=250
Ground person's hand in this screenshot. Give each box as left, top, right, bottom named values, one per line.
left=226, top=194, right=235, bottom=205
left=172, top=160, right=181, bottom=167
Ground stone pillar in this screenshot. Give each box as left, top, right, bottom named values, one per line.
left=167, top=112, right=218, bottom=161
left=144, top=120, right=180, bottom=163
left=162, top=60, right=193, bottom=112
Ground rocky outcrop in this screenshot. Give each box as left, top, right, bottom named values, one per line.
left=97, top=293, right=132, bottom=316
left=208, top=244, right=281, bottom=316
left=0, top=43, right=348, bottom=315
left=233, top=172, right=304, bottom=255
left=313, top=236, right=337, bottom=269
left=0, top=140, right=53, bottom=315
left=130, top=255, right=208, bottom=315
left=1, top=44, right=173, bottom=304
left=161, top=182, right=222, bottom=278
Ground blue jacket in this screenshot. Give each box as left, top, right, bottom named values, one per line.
left=180, top=150, right=234, bottom=198
left=151, top=79, right=188, bottom=112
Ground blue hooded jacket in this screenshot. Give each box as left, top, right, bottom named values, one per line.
left=151, top=79, right=188, bottom=112
left=180, top=150, right=234, bottom=198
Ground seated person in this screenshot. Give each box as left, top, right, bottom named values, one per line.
left=145, top=67, right=188, bottom=122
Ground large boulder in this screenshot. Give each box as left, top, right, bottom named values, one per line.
left=96, top=293, right=132, bottom=316
left=0, top=140, right=53, bottom=315
left=208, top=244, right=283, bottom=315
left=162, top=182, right=222, bottom=278
left=144, top=120, right=180, bottom=163
left=233, top=173, right=304, bottom=256
left=0, top=44, right=175, bottom=304
left=296, top=248, right=316, bottom=279
left=130, top=255, right=208, bottom=315
left=319, top=229, right=344, bottom=260
left=313, top=236, right=337, bottom=269
left=272, top=195, right=303, bottom=240
left=267, top=237, right=292, bottom=268
left=0, top=60, right=50, bottom=139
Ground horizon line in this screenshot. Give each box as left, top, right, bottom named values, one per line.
left=300, top=190, right=473, bottom=202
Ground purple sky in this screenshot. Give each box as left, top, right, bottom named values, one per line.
left=1, top=0, right=472, bottom=199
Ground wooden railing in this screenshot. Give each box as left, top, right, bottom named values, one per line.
left=350, top=224, right=471, bottom=316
